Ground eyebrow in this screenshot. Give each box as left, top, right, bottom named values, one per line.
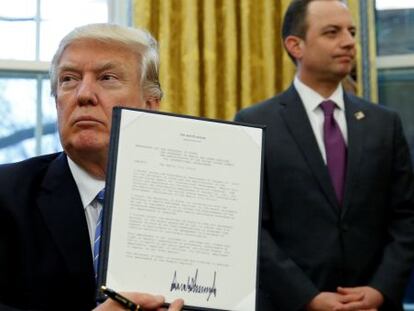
left=57, top=61, right=126, bottom=75
left=321, top=24, right=356, bottom=32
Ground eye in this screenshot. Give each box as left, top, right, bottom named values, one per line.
left=59, top=74, right=79, bottom=87
left=60, top=75, right=74, bottom=83
left=324, top=29, right=337, bottom=36
left=101, top=74, right=118, bottom=81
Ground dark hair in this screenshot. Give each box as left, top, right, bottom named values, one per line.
left=282, top=0, right=343, bottom=63
left=282, top=0, right=313, bottom=42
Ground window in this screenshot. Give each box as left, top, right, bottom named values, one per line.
left=376, top=0, right=414, bottom=165
left=376, top=1, right=414, bottom=309
left=0, top=72, right=58, bottom=163
left=0, top=0, right=131, bottom=164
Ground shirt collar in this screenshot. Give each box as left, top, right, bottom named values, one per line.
left=67, top=156, right=105, bottom=210
left=294, top=76, right=345, bottom=112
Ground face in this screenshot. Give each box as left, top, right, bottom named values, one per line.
left=55, top=39, right=159, bottom=165
left=286, top=0, right=356, bottom=85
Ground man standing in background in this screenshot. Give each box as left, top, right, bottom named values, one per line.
left=236, top=0, right=414, bottom=310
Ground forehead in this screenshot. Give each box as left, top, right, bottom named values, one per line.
left=58, top=39, right=138, bottom=69
left=306, top=0, right=354, bottom=30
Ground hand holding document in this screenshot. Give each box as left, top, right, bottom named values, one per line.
left=96, top=285, right=184, bottom=311
left=98, top=108, right=264, bottom=311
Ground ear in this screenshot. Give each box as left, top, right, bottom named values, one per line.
left=145, top=97, right=160, bottom=111
left=284, top=35, right=304, bottom=61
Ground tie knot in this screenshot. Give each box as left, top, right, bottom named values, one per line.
left=320, top=100, right=336, bottom=116
left=96, top=189, right=105, bottom=205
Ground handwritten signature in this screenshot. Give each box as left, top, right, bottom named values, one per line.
left=170, top=269, right=217, bottom=301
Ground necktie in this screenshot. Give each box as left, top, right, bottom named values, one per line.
left=93, top=189, right=105, bottom=280
left=320, top=100, right=347, bottom=204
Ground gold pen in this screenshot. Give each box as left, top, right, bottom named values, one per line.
left=100, top=285, right=140, bottom=311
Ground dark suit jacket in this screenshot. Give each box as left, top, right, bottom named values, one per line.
left=0, top=153, right=96, bottom=311
left=235, top=85, right=414, bottom=311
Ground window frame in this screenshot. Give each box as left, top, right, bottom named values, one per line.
left=0, top=0, right=131, bottom=163
left=0, top=0, right=132, bottom=72
left=377, top=54, right=414, bottom=69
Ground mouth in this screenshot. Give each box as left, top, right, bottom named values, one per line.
left=334, top=55, right=354, bottom=63
left=72, top=116, right=104, bottom=127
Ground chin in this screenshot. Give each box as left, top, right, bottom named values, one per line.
left=332, top=69, right=352, bottom=81
left=337, top=65, right=353, bottom=75
left=77, top=143, right=106, bottom=152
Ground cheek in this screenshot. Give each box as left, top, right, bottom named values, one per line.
left=123, top=88, right=146, bottom=108
left=102, top=104, right=115, bottom=123
left=56, top=103, right=67, bottom=124
left=56, top=100, right=73, bottom=134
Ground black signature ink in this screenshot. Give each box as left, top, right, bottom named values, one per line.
left=170, top=269, right=217, bottom=301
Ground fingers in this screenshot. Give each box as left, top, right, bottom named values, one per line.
left=337, top=291, right=364, bottom=304
left=334, top=287, right=364, bottom=310
left=337, top=286, right=360, bottom=294
left=122, top=292, right=165, bottom=309
left=95, top=291, right=183, bottom=311
left=337, top=286, right=383, bottom=310
left=335, top=300, right=366, bottom=311
left=167, top=298, right=184, bottom=311
left=156, top=299, right=185, bottom=311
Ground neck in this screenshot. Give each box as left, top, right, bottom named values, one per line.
left=297, top=72, right=342, bottom=98
left=66, top=150, right=107, bottom=180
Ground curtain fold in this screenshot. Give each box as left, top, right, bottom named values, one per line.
left=347, top=0, right=363, bottom=97
left=346, top=0, right=378, bottom=100
left=134, top=0, right=294, bottom=120
left=133, top=0, right=374, bottom=119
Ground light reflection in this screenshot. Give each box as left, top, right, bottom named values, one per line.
left=376, top=0, right=414, bottom=10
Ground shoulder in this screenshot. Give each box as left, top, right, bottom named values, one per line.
left=236, top=96, right=278, bottom=119
left=346, top=93, right=401, bottom=121
left=0, top=152, right=61, bottom=173
left=235, top=88, right=295, bottom=123
left=346, top=93, right=393, bottom=114
left=0, top=152, right=63, bottom=188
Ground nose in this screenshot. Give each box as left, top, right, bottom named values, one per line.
left=76, top=76, right=98, bottom=106
left=341, top=30, right=356, bottom=49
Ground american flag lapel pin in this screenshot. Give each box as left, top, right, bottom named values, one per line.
left=354, top=111, right=365, bottom=120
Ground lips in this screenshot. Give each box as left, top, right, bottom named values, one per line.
left=334, top=54, right=354, bottom=62
left=72, top=116, right=104, bottom=127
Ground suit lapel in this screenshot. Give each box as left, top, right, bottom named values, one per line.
left=341, top=95, right=366, bottom=216
left=37, top=153, right=94, bottom=279
left=279, top=86, right=339, bottom=210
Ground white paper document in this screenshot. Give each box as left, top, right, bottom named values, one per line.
left=99, top=108, right=264, bottom=311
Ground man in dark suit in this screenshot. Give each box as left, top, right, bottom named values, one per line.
left=0, top=23, right=183, bottom=311
left=235, top=1, right=414, bottom=310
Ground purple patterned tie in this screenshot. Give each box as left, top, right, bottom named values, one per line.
left=320, top=100, right=347, bottom=204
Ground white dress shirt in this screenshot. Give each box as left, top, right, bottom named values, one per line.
left=294, top=76, right=348, bottom=163
left=67, top=157, right=105, bottom=253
